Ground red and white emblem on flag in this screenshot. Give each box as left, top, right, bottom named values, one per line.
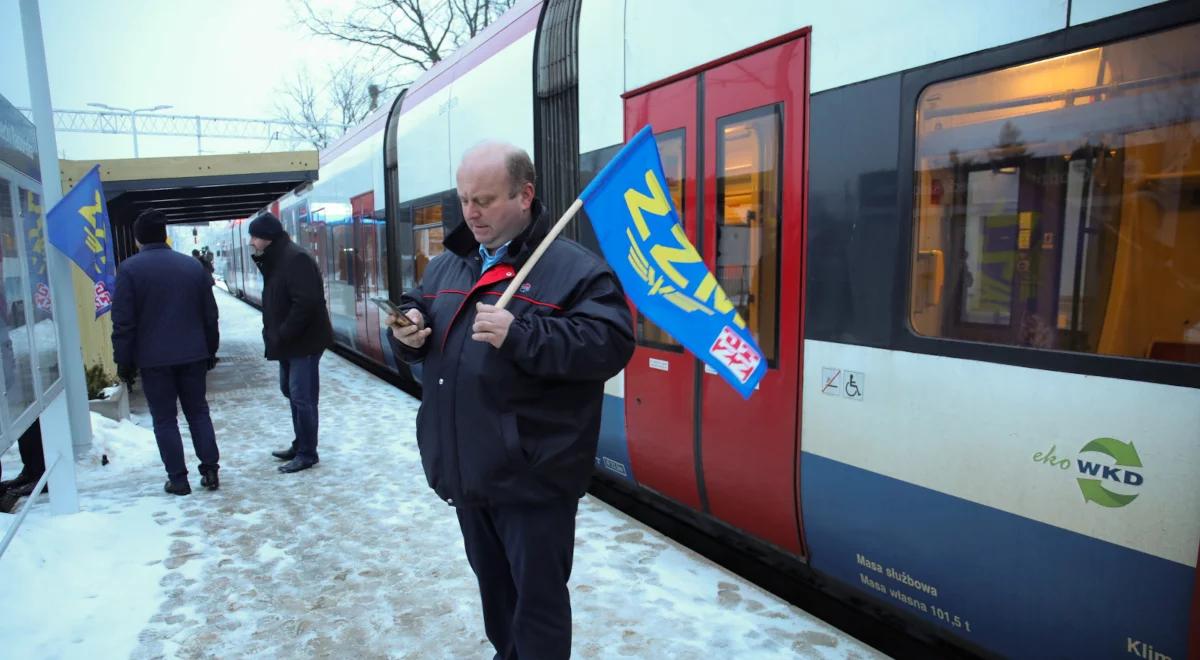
left=708, top=326, right=761, bottom=384
left=94, top=281, right=112, bottom=310
left=34, top=283, right=52, bottom=312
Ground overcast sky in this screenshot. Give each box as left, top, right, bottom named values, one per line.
left=2, top=0, right=393, bottom=159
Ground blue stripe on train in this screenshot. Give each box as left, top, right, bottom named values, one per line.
left=595, top=394, right=635, bottom=482
left=801, top=452, right=1191, bottom=659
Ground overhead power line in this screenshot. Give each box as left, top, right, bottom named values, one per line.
left=16, top=107, right=346, bottom=143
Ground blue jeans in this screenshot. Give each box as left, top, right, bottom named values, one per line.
left=142, top=360, right=219, bottom=483
left=279, top=352, right=321, bottom=462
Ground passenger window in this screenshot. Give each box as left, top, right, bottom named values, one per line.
left=911, top=23, right=1200, bottom=364
left=412, top=202, right=445, bottom=284
left=717, top=105, right=782, bottom=364
left=637, top=129, right=686, bottom=351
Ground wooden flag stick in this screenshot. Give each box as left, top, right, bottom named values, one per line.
left=495, top=198, right=584, bottom=310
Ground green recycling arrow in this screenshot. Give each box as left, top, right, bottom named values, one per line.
left=1077, top=478, right=1139, bottom=507
left=1079, top=437, right=1142, bottom=467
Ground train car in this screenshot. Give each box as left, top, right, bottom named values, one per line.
left=223, top=1, right=1200, bottom=656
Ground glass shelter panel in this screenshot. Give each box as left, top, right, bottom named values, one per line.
left=18, top=186, right=56, bottom=392
left=0, top=178, right=37, bottom=421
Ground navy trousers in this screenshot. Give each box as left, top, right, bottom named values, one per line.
left=279, top=352, right=321, bottom=462
left=456, top=498, right=578, bottom=660
left=141, top=359, right=219, bottom=483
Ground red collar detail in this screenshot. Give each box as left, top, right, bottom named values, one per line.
left=441, top=265, right=517, bottom=351
left=475, top=265, right=516, bottom=289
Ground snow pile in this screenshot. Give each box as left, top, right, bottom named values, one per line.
left=0, top=501, right=173, bottom=657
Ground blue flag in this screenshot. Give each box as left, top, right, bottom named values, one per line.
left=46, top=164, right=116, bottom=317
left=19, top=189, right=53, bottom=314
left=580, top=125, right=766, bottom=399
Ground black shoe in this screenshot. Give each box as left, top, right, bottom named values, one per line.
left=199, top=468, right=219, bottom=491
left=0, top=490, right=22, bottom=513
left=0, top=470, right=37, bottom=493
left=164, top=480, right=191, bottom=496
left=6, top=478, right=46, bottom=498
left=278, top=458, right=316, bottom=474
left=271, top=447, right=297, bottom=461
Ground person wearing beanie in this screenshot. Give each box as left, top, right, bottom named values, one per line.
left=133, top=208, right=168, bottom=245
left=112, top=208, right=221, bottom=495
left=249, top=211, right=333, bottom=474
left=248, top=212, right=285, bottom=241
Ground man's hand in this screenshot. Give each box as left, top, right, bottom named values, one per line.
left=472, top=303, right=514, bottom=349
left=389, top=309, right=431, bottom=348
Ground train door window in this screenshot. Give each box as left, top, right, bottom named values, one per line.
left=310, top=208, right=330, bottom=279
left=911, top=22, right=1200, bottom=364
left=412, top=201, right=444, bottom=284
left=332, top=221, right=354, bottom=286
left=715, top=105, right=783, bottom=364
left=637, top=129, right=686, bottom=350
left=376, top=215, right=389, bottom=299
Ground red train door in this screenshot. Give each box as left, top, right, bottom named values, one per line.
left=351, top=192, right=384, bottom=362
left=624, top=78, right=703, bottom=510
left=623, top=31, right=809, bottom=555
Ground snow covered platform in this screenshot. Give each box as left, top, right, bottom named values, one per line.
left=0, top=291, right=886, bottom=659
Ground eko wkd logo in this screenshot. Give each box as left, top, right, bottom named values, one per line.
left=1032, top=437, right=1145, bottom=508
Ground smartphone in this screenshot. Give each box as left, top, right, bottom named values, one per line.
left=371, top=297, right=414, bottom=327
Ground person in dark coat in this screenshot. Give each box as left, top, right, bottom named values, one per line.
left=389, top=142, right=635, bottom=659
left=112, top=209, right=221, bottom=495
left=249, top=212, right=333, bottom=474
left=192, top=248, right=215, bottom=284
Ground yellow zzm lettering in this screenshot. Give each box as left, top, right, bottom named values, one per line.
left=693, top=272, right=746, bottom=329
left=78, top=191, right=103, bottom=228
left=77, top=191, right=108, bottom=272
left=650, top=224, right=701, bottom=289
left=624, top=169, right=671, bottom=241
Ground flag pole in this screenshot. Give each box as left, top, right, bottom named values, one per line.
left=495, top=198, right=584, bottom=310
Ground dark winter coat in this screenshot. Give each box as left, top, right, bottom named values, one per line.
left=112, top=243, right=218, bottom=369
left=253, top=233, right=333, bottom=360
left=389, top=201, right=635, bottom=507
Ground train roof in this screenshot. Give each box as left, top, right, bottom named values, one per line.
left=318, top=0, right=541, bottom=167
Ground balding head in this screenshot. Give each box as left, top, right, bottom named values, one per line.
left=456, top=141, right=537, bottom=249
left=459, top=141, right=536, bottom=196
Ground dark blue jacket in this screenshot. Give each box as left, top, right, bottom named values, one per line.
left=112, top=243, right=219, bottom=369
left=390, top=201, right=635, bottom=506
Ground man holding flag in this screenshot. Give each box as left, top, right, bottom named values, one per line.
left=388, top=141, right=634, bottom=659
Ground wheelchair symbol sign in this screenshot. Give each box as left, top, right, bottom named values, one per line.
left=844, top=371, right=864, bottom=401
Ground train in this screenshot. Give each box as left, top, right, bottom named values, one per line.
left=219, top=1, right=1200, bottom=657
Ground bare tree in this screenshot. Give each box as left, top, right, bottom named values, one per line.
left=275, top=64, right=379, bottom=150
left=296, top=0, right=520, bottom=75
left=450, top=0, right=519, bottom=41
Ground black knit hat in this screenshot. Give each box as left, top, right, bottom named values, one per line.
left=248, top=212, right=285, bottom=240
left=134, top=209, right=168, bottom=244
